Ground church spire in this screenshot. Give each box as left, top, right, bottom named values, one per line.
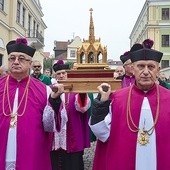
left=89, top=8, right=95, bottom=44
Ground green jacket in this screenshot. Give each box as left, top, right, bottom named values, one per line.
left=158, top=78, right=170, bottom=89
left=31, top=73, right=52, bottom=85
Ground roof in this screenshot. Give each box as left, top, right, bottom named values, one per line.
left=54, top=41, right=70, bottom=50
left=43, top=52, right=50, bottom=58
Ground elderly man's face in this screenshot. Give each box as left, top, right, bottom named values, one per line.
left=55, top=70, right=67, bottom=80
left=32, top=61, right=42, bottom=75
left=115, top=66, right=124, bottom=76
left=123, top=59, right=133, bottom=76
left=132, top=60, right=160, bottom=91
left=8, top=52, right=32, bottom=75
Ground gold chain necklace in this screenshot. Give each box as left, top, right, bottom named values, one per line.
left=2, top=75, right=30, bottom=128
left=126, top=84, right=160, bottom=145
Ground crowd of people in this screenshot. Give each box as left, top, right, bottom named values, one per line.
left=0, top=37, right=170, bottom=170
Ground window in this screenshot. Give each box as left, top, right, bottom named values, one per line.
left=22, top=7, right=26, bottom=27
left=17, top=1, right=21, bottom=23
left=162, top=8, right=170, bottom=20
left=0, top=0, right=4, bottom=11
left=70, top=50, right=76, bottom=58
left=161, top=60, right=169, bottom=69
left=162, top=35, right=169, bottom=47
left=36, top=24, right=39, bottom=34
left=28, top=14, right=31, bottom=37
left=0, top=38, right=4, bottom=48
left=33, top=20, right=36, bottom=37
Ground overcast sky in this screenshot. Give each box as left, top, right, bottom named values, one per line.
left=40, top=0, right=146, bottom=60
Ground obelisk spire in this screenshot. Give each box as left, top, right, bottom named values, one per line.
left=89, top=8, right=95, bottom=44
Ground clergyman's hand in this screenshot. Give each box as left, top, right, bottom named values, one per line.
left=51, top=83, right=64, bottom=99
left=97, top=83, right=111, bottom=102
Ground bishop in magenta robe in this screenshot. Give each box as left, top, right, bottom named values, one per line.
left=91, top=84, right=170, bottom=170
left=90, top=39, right=169, bottom=170
left=0, top=75, right=52, bottom=170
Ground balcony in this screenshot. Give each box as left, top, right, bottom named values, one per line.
left=26, top=29, right=44, bottom=50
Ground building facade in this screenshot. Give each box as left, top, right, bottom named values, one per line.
left=0, top=0, right=46, bottom=66
left=67, top=36, right=82, bottom=63
left=130, top=0, right=170, bottom=73
left=53, top=40, right=70, bottom=61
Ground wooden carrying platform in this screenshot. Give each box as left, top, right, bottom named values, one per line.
left=56, top=69, right=121, bottom=93
left=58, top=78, right=121, bottom=93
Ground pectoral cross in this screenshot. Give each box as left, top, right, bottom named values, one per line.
left=10, top=114, right=17, bottom=128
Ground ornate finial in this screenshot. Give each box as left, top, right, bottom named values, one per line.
left=89, top=8, right=95, bottom=44
left=89, top=8, right=93, bottom=14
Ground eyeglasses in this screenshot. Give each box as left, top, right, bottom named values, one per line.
left=33, top=65, right=41, bottom=68
left=8, top=56, right=31, bottom=63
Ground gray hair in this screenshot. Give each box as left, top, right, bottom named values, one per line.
left=31, top=60, right=42, bottom=67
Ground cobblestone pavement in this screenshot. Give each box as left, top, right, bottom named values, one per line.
left=83, top=142, right=97, bottom=170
